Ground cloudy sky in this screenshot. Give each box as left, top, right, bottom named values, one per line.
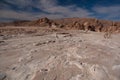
left=0, top=0, right=120, bottom=22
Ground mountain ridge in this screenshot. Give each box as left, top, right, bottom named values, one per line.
left=0, top=17, right=120, bottom=33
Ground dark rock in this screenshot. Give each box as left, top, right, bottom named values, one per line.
left=0, top=41, right=4, bottom=43
left=79, top=40, right=82, bottom=42
left=12, top=67, right=16, bottom=70
left=0, top=72, right=6, bottom=80
left=41, top=69, right=48, bottom=72
left=34, top=43, right=42, bottom=46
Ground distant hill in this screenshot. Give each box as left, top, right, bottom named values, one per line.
left=0, top=17, right=120, bottom=33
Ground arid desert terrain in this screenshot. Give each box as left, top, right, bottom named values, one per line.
left=0, top=18, right=120, bottom=80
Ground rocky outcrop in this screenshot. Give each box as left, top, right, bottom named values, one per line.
left=0, top=17, right=120, bottom=33
left=31, top=17, right=52, bottom=27
left=53, top=18, right=120, bottom=33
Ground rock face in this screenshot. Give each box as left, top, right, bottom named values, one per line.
left=33, top=17, right=52, bottom=27
left=0, top=17, right=120, bottom=33
left=53, top=18, right=120, bottom=33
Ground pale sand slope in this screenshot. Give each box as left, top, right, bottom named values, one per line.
left=0, top=30, right=120, bottom=80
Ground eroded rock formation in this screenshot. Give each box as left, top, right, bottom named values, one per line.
left=0, top=17, right=120, bottom=33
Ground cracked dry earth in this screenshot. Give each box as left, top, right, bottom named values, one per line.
left=0, top=30, right=120, bottom=80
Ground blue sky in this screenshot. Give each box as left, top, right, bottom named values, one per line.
left=0, top=0, right=120, bottom=22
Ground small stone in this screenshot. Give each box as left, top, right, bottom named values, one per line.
left=30, top=49, right=37, bottom=53
left=34, top=43, right=42, bottom=46
left=80, top=62, right=83, bottom=65
left=18, top=57, right=24, bottom=62
left=0, top=41, right=4, bottom=43
left=41, top=69, right=48, bottom=72
left=12, top=67, right=16, bottom=70
left=52, top=40, right=55, bottom=43
left=0, top=72, right=6, bottom=80
left=79, top=40, right=82, bottom=42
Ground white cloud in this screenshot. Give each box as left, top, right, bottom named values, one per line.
left=0, top=0, right=120, bottom=22
left=93, top=5, right=120, bottom=20
left=38, top=0, right=57, bottom=8
left=0, top=0, right=92, bottom=21
left=93, top=6, right=120, bottom=14
left=36, top=0, right=92, bottom=18
left=0, top=9, right=35, bottom=20
left=3, top=0, right=32, bottom=8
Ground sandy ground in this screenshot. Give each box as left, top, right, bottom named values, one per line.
left=0, top=29, right=120, bottom=80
